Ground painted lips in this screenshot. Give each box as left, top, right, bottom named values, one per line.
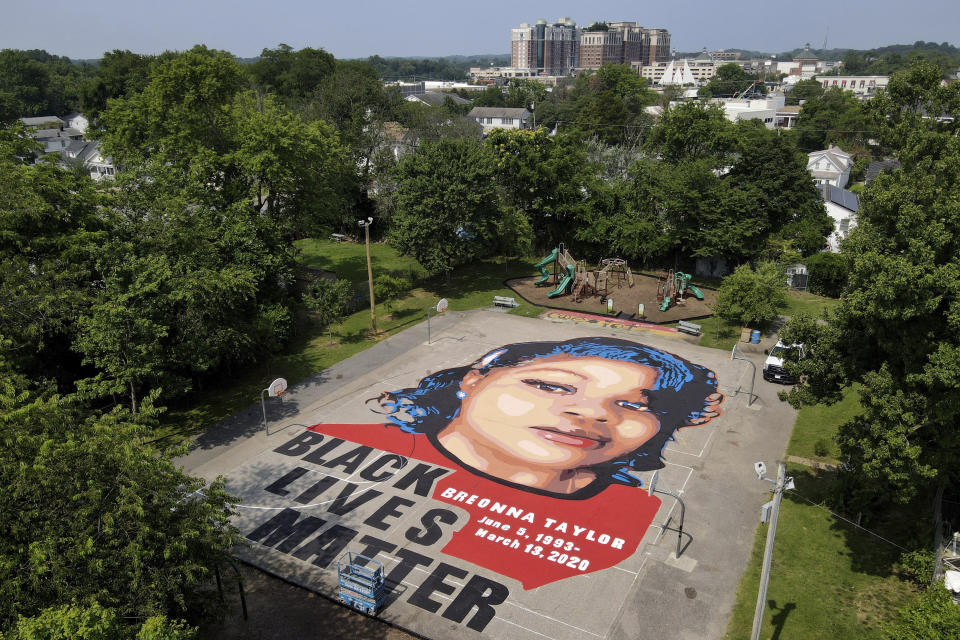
left=532, top=427, right=608, bottom=449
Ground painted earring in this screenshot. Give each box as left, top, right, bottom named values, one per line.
left=456, top=391, right=468, bottom=399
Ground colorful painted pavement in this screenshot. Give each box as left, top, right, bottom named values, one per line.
left=541, top=309, right=685, bottom=337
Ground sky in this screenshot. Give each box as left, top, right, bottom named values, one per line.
left=3, top=0, right=959, bottom=60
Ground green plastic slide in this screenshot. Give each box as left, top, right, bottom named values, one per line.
left=686, top=284, right=705, bottom=300
left=547, top=264, right=575, bottom=298
left=659, top=296, right=671, bottom=312
left=534, top=248, right=559, bottom=286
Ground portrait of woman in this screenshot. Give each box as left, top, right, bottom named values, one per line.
left=290, top=336, right=725, bottom=589
left=376, top=336, right=723, bottom=498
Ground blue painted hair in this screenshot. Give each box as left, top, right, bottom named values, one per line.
left=377, top=337, right=721, bottom=493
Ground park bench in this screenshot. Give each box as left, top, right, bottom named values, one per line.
left=678, top=320, right=702, bottom=336
left=493, top=295, right=519, bottom=308
left=330, top=233, right=346, bottom=242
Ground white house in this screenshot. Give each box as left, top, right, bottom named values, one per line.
left=467, top=107, right=531, bottom=134
left=62, top=140, right=116, bottom=181
left=62, top=112, right=90, bottom=133
left=820, top=184, right=859, bottom=252
left=807, top=146, right=853, bottom=188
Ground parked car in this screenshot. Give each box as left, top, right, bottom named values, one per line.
left=762, top=341, right=805, bottom=384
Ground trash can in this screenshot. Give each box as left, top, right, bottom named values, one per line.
left=750, top=329, right=761, bottom=344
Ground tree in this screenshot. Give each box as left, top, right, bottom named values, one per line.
left=780, top=61, right=960, bottom=507
left=793, top=86, right=872, bottom=152
left=724, top=129, right=833, bottom=256
left=80, top=49, right=154, bottom=117
left=712, top=262, right=789, bottom=327
left=644, top=101, right=737, bottom=165
left=504, top=79, right=547, bottom=110
left=0, top=125, right=103, bottom=382
left=72, top=187, right=296, bottom=412
left=247, top=43, right=335, bottom=101
left=701, top=63, right=764, bottom=98
left=7, top=602, right=195, bottom=640
left=804, top=251, right=848, bottom=297
left=0, top=386, right=239, bottom=632
left=102, top=48, right=352, bottom=237
left=786, top=78, right=825, bottom=106
left=373, top=274, right=411, bottom=312
left=486, top=128, right=588, bottom=250
left=304, top=278, right=353, bottom=327
left=472, top=86, right=505, bottom=108
left=391, top=138, right=522, bottom=276
left=566, top=65, right=656, bottom=146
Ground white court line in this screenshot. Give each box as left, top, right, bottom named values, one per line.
left=495, top=617, right=556, bottom=639
left=603, top=555, right=650, bottom=639
left=664, top=425, right=717, bottom=459
left=505, top=601, right=605, bottom=638
left=399, top=580, right=452, bottom=600
left=375, top=552, right=466, bottom=587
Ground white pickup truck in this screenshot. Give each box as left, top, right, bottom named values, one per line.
left=762, top=341, right=805, bottom=384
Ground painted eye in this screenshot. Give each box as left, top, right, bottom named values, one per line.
left=522, top=379, right=574, bottom=394
left=616, top=400, right=650, bottom=412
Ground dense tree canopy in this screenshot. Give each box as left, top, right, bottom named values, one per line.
left=0, top=383, right=238, bottom=636
left=390, top=138, right=529, bottom=275
left=781, top=61, right=960, bottom=508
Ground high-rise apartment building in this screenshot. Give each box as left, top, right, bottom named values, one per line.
left=511, top=19, right=671, bottom=74
left=511, top=18, right=581, bottom=75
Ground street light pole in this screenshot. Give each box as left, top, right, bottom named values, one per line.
left=751, top=461, right=792, bottom=640
left=358, top=217, right=376, bottom=333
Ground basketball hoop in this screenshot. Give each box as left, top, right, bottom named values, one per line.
left=261, top=377, right=288, bottom=432
left=267, top=377, right=288, bottom=397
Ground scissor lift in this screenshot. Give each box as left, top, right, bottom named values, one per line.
left=337, top=552, right=385, bottom=615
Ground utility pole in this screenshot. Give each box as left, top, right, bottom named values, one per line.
left=358, top=217, right=376, bottom=333
left=751, top=461, right=792, bottom=640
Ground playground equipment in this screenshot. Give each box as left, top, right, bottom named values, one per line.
left=599, top=258, right=635, bottom=289
left=534, top=248, right=559, bottom=286
left=658, top=270, right=704, bottom=312
left=337, top=552, right=385, bottom=615
left=535, top=244, right=578, bottom=299
left=535, top=249, right=639, bottom=303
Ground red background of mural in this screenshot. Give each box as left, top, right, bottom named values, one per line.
left=308, top=424, right=661, bottom=589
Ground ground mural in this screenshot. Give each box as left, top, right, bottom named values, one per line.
left=228, top=336, right=724, bottom=637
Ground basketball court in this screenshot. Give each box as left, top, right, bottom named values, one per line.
left=181, top=309, right=796, bottom=640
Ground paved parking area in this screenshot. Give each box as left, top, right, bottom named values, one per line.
left=181, top=310, right=795, bottom=640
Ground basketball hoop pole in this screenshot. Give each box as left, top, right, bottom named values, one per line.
left=260, top=387, right=270, bottom=431
left=260, top=377, right=288, bottom=432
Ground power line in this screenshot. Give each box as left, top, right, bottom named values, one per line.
left=786, top=488, right=909, bottom=551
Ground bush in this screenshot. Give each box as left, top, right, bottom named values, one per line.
left=712, top=262, right=789, bottom=328
left=805, top=252, right=848, bottom=298
left=888, top=585, right=960, bottom=639
left=899, top=548, right=936, bottom=587
left=813, top=438, right=831, bottom=457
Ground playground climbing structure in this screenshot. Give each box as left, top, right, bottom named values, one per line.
left=657, top=270, right=704, bottom=311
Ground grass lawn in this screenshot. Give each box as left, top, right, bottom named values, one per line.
left=156, top=242, right=541, bottom=443
left=695, top=290, right=840, bottom=353
left=296, top=237, right=428, bottom=284
left=724, top=465, right=918, bottom=639
left=725, top=384, right=920, bottom=638
left=784, top=290, right=842, bottom=318
left=696, top=315, right=742, bottom=352
left=787, top=385, right=863, bottom=463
